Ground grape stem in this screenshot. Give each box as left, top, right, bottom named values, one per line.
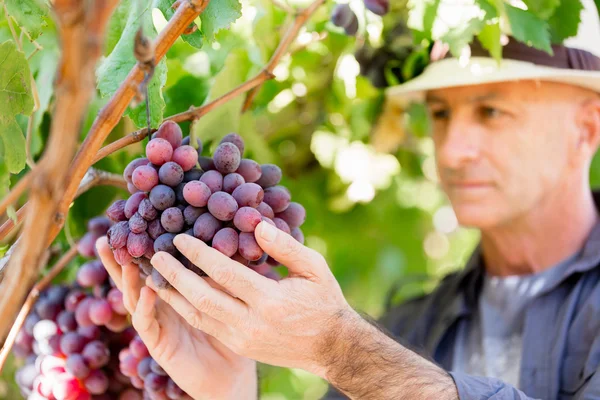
left=92, top=0, right=327, bottom=162
left=0, top=244, right=79, bottom=373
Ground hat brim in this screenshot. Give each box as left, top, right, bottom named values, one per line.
left=385, top=57, right=600, bottom=104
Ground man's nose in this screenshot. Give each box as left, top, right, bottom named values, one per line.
left=436, top=115, right=481, bottom=170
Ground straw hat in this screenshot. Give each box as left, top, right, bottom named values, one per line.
left=386, top=0, right=600, bottom=103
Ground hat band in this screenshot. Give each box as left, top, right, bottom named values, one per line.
left=438, top=38, right=600, bottom=71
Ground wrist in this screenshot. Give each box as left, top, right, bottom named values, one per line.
left=221, top=359, right=258, bottom=400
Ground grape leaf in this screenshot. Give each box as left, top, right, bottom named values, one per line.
left=441, top=17, right=484, bottom=56
left=407, top=0, right=440, bottom=41
left=155, top=0, right=204, bottom=49
left=523, top=0, right=561, bottom=19
left=96, top=0, right=167, bottom=129
left=200, top=0, right=243, bottom=42
left=548, top=0, right=584, bottom=42
left=477, top=22, right=501, bottom=61
left=505, top=5, right=552, bottom=54
left=595, top=0, right=600, bottom=19
left=4, top=0, right=49, bottom=41
left=0, top=41, right=34, bottom=117
left=0, top=116, right=26, bottom=173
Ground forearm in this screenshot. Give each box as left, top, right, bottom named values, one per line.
left=316, top=309, right=459, bottom=400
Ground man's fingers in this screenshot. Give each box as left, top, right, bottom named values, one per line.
left=150, top=251, right=248, bottom=326
left=146, top=278, right=230, bottom=341
left=173, top=234, right=275, bottom=303
left=254, top=221, right=327, bottom=279
left=122, top=262, right=144, bottom=314
left=96, top=236, right=123, bottom=290
left=131, top=287, right=161, bottom=352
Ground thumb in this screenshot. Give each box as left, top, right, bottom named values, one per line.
left=254, top=221, right=327, bottom=278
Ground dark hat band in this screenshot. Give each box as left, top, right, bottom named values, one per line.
left=438, top=37, right=600, bottom=71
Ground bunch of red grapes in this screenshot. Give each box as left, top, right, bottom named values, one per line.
left=12, top=217, right=190, bottom=400
left=331, top=0, right=389, bottom=35
left=105, top=121, right=306, bottom=288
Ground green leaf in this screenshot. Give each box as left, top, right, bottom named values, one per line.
left=96, top=0, right=168, bottom=128
left=154, top=0, right=204, bottom=49
left=0, top=40, right=34, bottom=116
left=407, top=0, right=441, bottom=41
left=200, top=0, right=242, bottom=43
left=0, top=116, right=26, bottom=173
left=441, top=17, right=484, bottom=56
left=523, top=0, right=561, bottom=19
left=0, top=162, right=9, bottom=210
left=548, top=0, right=584, bottom=42
left=505, top=5, right=552, bottom=54
left=192, top=49, right=251, bottom=143
left=477, top=22, right=502, bottom=61
left=4, top=0, right=49, bottom=41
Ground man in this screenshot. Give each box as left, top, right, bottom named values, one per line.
left=96, top=1, right=600, bottom=399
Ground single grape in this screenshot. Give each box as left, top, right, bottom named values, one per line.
left=148, top=219, right=167, bottom=240
left=89, top=298, right=113, bottom=326
left=85, top=369, right=109, bottom=394
left=233, top=207, right=262, bottom=233
left=75, top=298, right=94, bottom=327
left=183, top=181, right=211, bottom=207
left=198, top=156, right=216, bottom=171
left=124, top=158, right=150, bottom=183
left=129, top=212, right=148, bottom=234
left=125, top=192, right=148, bottom=219
left=114, top=247, right=133, bottom=266
left=106, top=199, right=127, bottom=222
left=137, top=357, right=153, bottom=380
left=151, top=269, right=171, bottom=289
left=82, top=340, right=110, bottom=369
left=276, top=202, right=306, bottom=228
left=159, top=162, right=184, bottom=187
left=256, top=164, right=282, bottom=188
left=172, top=145, right=198, bottom=172
left=236, top=159, right=262, bottom=183
left=120, top=353, right=140, bottom=378
left=153, top=121, right=183, bottom=149
left=65, top=290, right=86, bottom=313
left=66, top=354, right=90, bottom=379
left=87, top=217, right=111, bottom=237
left=154, top=233, right=177, bottom=255
left=364, top=0, right=389, bottom=15
left=344, top=15, right=359, bottom=35
left=272, top=218, right=290, bottom=235
left=137, top=256, right=154, bottom=276
left=107, top=288, right=128, bottom=315
left=106, top=313, right=129, bottom=333
left=232, top=183, right=264, bottom=208
left=130, top=337, right=150, bottom=359
left=207, top=192, right=239, bottom=221
left=107, top=221, right=130, bottom=250
left=256, top=202, right=275, bottom=219
left=212, top=228, right=239, bottom=257
left=223, top=173, right=245, bottom=194
left=263, top=186, right=291, bottom=213
left=183, top=206, right=206, bottom=226
left=166, top=378, right=185, bottom=399
left=15, top=330, right=33, bottom=353
left=60, top=332, right=87, bottom=355
left=57, top=311, right=78, bottom=332
left=127, top=232, right=152, bottom=258
left=138, top=198, right=159, bottom=221
left=290, top=228, right=305, bottom=245
left=52, top=373, right=84, bottom=400
left=183, top=168, right=203, bottom=182
left=248, top=252, right=269, bottom=267
left=238, top=232, right=264, bottom=261
left=193, top=213, right=222, bottom=242
left=127, top=182, right=139, bottom=194
left=38, top=333, right=62, bottom=356
left=160, top=207, right=184, bottom=233
left=77, top=325, right=101, bottom=342
left=213, top=142, right=241, bottom=174
left=150, top=185, right=176, bottom=211
left=199, top=170, right=223, bottom=193
left=35, top=299, right=62, bottom=320
left=93, top=282, right=111, bottom=299
left=220, top=133, right=245, bottom=156
left=182, top=136, right=203, bottom=154
left=132, top=165, right=160, bottom=192
left=16, top=364, right=37, bottom=390
left=146, top=138, right=174, bottom=166
left=150, top=359, right=168, bottom=376
left=24, top=313, right=41, bottom=335
left=77, top=233, right=97, bottom=258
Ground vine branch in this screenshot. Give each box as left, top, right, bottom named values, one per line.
left=0, top=244, right=79, bottom=372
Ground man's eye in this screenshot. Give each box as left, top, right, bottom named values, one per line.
left=431, top=109, right=449, bottom=120
left=480, top=107, right=502, bottom=119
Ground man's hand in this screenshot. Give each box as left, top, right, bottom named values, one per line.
left=96, top=237, right=258, bottom=400
left=147, top=220, right=354, bottom=377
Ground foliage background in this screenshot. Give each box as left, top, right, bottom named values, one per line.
left=1, top=0, right=600, bottom=398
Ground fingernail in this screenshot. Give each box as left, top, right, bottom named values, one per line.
left=259, top=221, right=277, bottom=242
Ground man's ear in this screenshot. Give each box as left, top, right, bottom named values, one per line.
left=576, top=96, right=600, bottom=156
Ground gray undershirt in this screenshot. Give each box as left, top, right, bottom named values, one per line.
left=451, top=252, right=578, bottom=388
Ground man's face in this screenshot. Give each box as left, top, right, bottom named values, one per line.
left=426, top=81, right=591, bottom=229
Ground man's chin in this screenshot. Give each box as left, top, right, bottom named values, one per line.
left=451, top=204, right=503, bottom=230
